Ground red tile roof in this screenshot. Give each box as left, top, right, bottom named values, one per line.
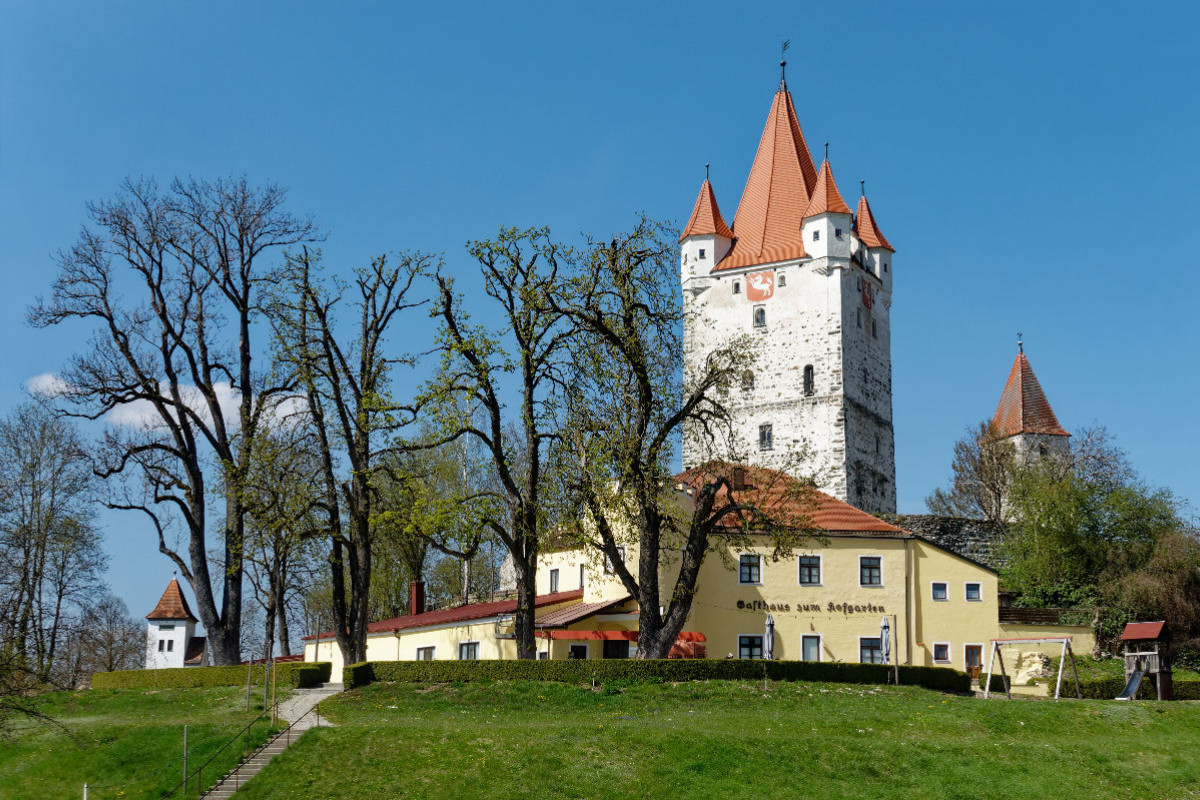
left=675, top=463, right=905, bottom=535
left=1120, top=621, right=1166, bottom=641
left=715, top=88, right=817, bottom=271
left=679, top=179, right=734, bottom=242
left=303, top=589, right=585, bottom=641
left=536, top=597, right=630, bottom=628
left=146, top=578, right=198, bottom=622
left=991, top=352, right=1070, bottom=438
left=855, top=194, right=894, bottom=252
left=803, top=159, right=851, bottom=217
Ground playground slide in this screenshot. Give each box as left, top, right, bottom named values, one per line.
left=1115, top=669, right=1144, bottom=700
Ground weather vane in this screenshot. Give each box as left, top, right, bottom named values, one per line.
left=1017, top=332, right=1023, bottom=354
left=780, top=39, right=790, bottom=84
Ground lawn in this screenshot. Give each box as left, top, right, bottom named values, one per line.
left=238, top=679, right=1200, bottom=800
left=0, top=685, right=284, bottom=799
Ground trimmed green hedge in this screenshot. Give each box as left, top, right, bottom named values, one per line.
left=92, top=661, right=332, bottom=690
left=1077, top=676, right=1200, bottom=701
left=342, top=659, right=970, bottom=693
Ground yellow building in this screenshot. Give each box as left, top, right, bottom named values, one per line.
left=304, top=466, right=1092, bottom=685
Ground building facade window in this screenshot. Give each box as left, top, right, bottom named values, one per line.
left=549, top=569, right=559, bottom=593
left=859, top=556, right=882, bottom=586
left=458, top=642, right=480, bottom=660
left=758, top=423, right=773, bottom=451
left=416, top=646, right=435, bottom=661
left=802, top=635, right=821, bottom=662
left=698, top=248, right=706, bottom=259
left=812, top=229, right=820, bottom=242
left=856, top=308, right=863, bottom=328
left=603, top=547, right=627, bottom=575
left=933, top=643, right=950, bottom=663
left=733, top=281, right=741, bottom=294
left=753, top=307, right=766, bottom=327
left=859, top=637, right=884, bottom=664
left=835, top=227, right=843, bottom=239
left=741, top=371, right=755, bottom=392
left=803, top=365, right=814, bottom=396
left=798, top=555, right=821, bottom=585
left=739, top=635, right=763, bottom=660
left=158, top=640, right=165, bottom=652
left=568, top=644, right=588, bottom=659
left=778, top=273, right=786, bottom=287
left=738, top=554, right=762, bottom=584
left=883, top=262, right=889, bottom=273
left=579, top=564, right=586, bottom=589
left=932, top=581, right=948, bottom=601
left=965, top=582, right=982, bottom=602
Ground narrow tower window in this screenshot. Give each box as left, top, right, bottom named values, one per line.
left=856, top=308, right=863, bottom=328
left=872, top=319, right=878, bottom=339
left=812, top=229, right=820, bottom=242
left=741, top=371, right=755, bottom=392
left=753, top=307, right=766, bottom=328
left=758, top=424, right=774, bottom=451
left=733, top=281, right=741, bottom=294
left=698, top=248, right=706, bottom=259
left=835, top=228, right=843, bottom=239
left=803, top=365, right=814, bottom=396
left=883, top=262, right=889, bottom=273
left=778, top=274, right=786, bottom=287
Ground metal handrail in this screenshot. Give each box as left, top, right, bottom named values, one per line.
left=160, top=708, right=272, bottom=798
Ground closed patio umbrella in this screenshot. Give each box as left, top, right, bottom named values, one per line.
left=765, top=614, right=775, bottom=660
left=880, top=616, right=891, bottom=665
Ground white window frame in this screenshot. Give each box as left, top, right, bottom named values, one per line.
left=568, top=643, right=589, bottom=660
left=415, top=645, right=436, bottom=661
left=801, top=634, right=822, bottom=663
left=738, top=553, right=762, bottom=585
left=964, top=582, right=983, bottom=602
left=858, top=635, right=885, bottom=664
left=549, top=568, right=560, bottom=594
left=458, top=640, right=480, bottom=661
left=932, top=642, right=951, bottom=664
left=858, top=554, right=883, bottom=587
left=930, top=581, right=949, bottom=602
left=797, top=553, right=822, bottom=586
left=737, top=633, right=764, bottom=660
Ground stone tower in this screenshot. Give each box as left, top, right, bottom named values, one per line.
left=145, top=576, right=207, bottom=669
left=989, top=343, right=1070, bottom=465
left=681, top=65, right=897, bottom=514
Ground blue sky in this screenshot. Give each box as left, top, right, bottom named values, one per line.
left=2, top=1, right=1198, bottom=625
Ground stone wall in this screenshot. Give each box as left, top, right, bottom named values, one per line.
left=882, top=514, right=1007, bottom=570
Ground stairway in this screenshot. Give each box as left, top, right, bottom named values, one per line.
left=200, top=683, right=342, bottom=798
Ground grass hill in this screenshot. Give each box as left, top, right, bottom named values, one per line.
left=238, top=679, right=1200, bottom=800
left=0, top=685, right=281, bottom=799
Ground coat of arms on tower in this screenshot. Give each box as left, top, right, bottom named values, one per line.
left=746, top=271, right=775, bottom=301
left=861, top=280, right=873, bottom=310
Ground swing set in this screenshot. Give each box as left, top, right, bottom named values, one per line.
left=982, top=636, right=1082, bottom=701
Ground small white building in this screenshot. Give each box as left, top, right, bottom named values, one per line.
left=145, top=576, right=208, bottom=669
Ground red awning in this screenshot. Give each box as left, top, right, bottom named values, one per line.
left=544, top=630, right=705, bottom=642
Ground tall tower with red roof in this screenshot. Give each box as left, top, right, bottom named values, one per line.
left=681, top=62, right=897, bottom=513
left=989, top=342, right=1070, bottom=463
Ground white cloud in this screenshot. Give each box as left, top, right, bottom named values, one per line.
left=25, top=372, right=72, bottom=398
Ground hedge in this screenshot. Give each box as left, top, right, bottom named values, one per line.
left=1077, top=676, right=1200, bottom=701
left=92, top=661, right=332, bottom=691
left=342, top=659, right=970, bottom=693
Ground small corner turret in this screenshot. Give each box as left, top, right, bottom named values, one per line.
left=854, top=189, right=895, bottom=293
left=680, top=167, right=734, bottom=285
left=800, top=154, right=853, bottom=262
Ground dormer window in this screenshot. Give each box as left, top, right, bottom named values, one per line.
left=753, top=307, right=766, bottom=328
left=698, top=248, right=706, bottom=260
left=812, top=229, right=820, bottom=242
left=733, top=281, right=741, bottom=294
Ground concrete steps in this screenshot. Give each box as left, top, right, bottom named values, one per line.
left=198, top=683, right=341, bottom=798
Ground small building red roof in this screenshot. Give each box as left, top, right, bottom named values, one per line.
left=303, top=589, right=585, bottom=641
left=536, top=597, right=630, bottom=628
left=146, top=578, right=198, bottom=622
left=991, top=351, right=1070, bottom=439
left=802, top=159, right=851, bottom=217
left=679, top=179, right=734, bottom=242
left=855, top=194, right=894, bottom=252
left=1120, top=621, right=1166, bottom=641
left=675, top=463, right=905, bottom=535
left=715, top=86, right=817, bottom=271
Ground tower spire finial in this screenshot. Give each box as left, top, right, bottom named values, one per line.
left=705, top=162, right=710, bottom=181
left=860, top=179, right=865, bottom=196
left=824, top=141, right=829, bottom=162
left=1017, top=332, right=1024, bottom=355
left=779, top=39, right=790, bottom=88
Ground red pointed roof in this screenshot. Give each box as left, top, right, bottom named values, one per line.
left=146, top=577, right=198, bottom=622
left=991, top=351, right=1070, bottom=438
left=715, top=87, right=818, bottom=271
left=855, top=194, right=894, bottom=252
left=803, top=159, right=852, bottom=217
left=679, top=179, right=734, bottom=242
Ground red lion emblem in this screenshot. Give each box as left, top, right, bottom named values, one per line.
left=861, top=280, right=873, bottom=310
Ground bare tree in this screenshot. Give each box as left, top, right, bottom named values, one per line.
left=926, top=421, right=1017, bottom=523
left=552, top=218, right=819, bottom=657
left=30, top=177, right=319, bottom=665
left=277, top=248, right=429, bottom=665
left=424, top=227, right=571, bottom=659
left=0, top=403, right=105, bottom=683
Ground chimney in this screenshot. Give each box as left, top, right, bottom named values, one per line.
left=409, top=580, right=426, bottom=616
left=732, top=466, right=746, bottom=491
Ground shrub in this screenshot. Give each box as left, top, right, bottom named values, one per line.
left=341, top=659, right=970, bottom=692
left=92, top=662, right=331, bottom=690
left=1076, top=675, right=1200, bottom=700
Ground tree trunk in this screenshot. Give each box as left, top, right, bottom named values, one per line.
left=512, top=547, right=537, bottom=659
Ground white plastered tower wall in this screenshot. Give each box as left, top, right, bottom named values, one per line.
left=146, top=617, right=195, bottom=669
